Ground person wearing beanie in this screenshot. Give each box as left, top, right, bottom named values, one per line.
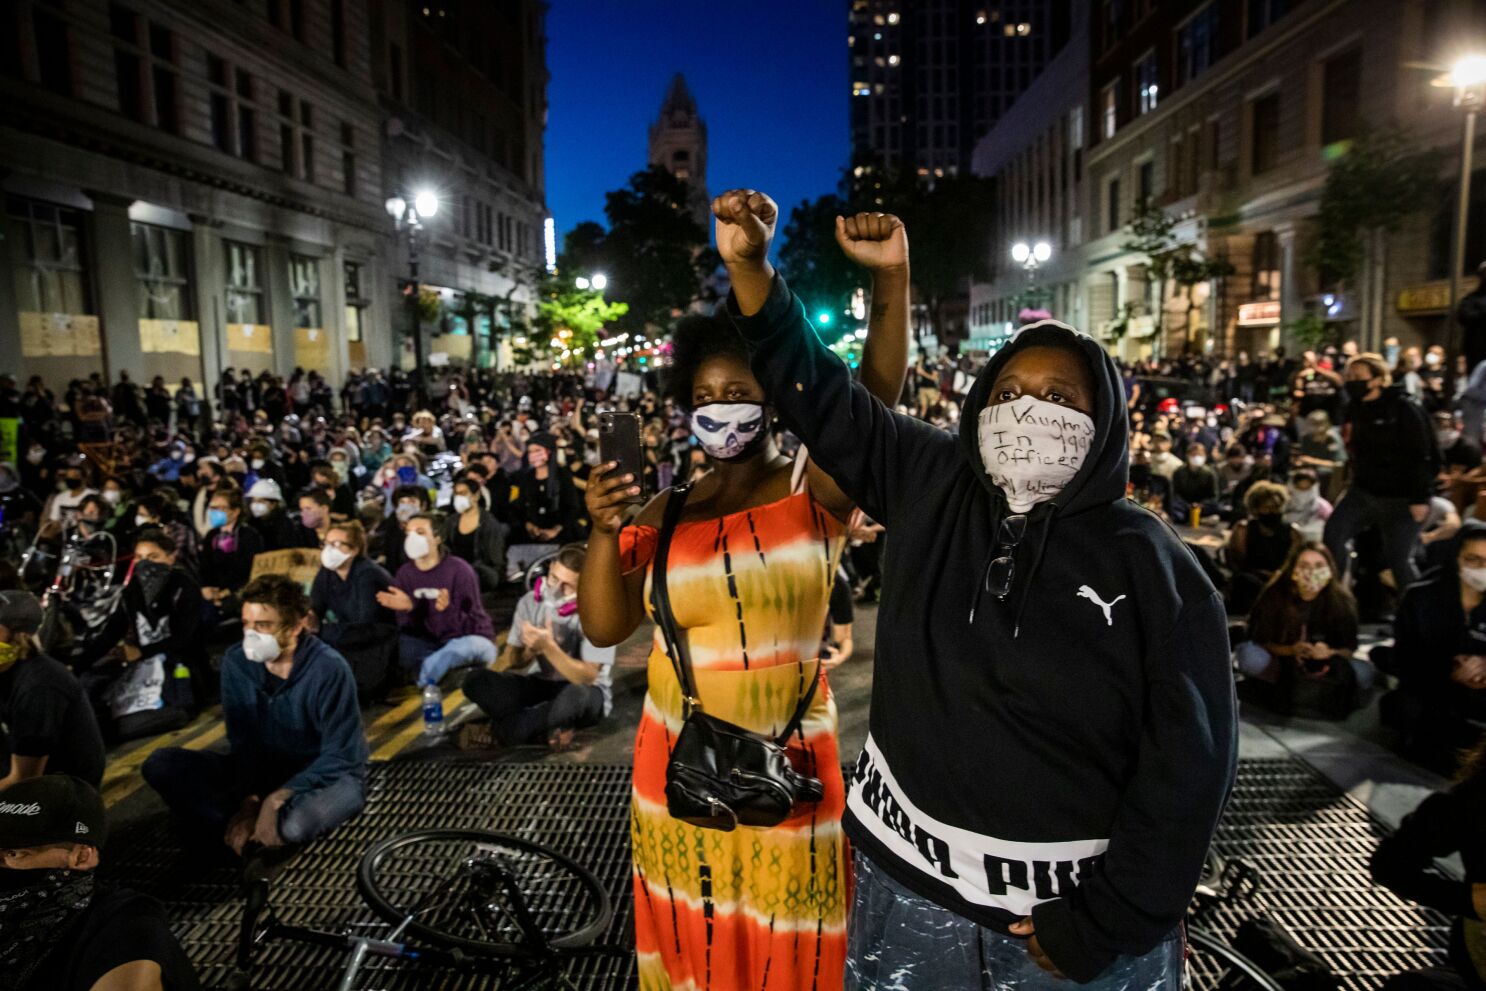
left=0, top=591, right=105, bottom=791
left=0, top=775, right=199, bottom=990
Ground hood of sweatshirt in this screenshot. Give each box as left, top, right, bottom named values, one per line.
left=957, top=320, right=1130, bottom=627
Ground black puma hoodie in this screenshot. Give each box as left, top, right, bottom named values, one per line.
left=729, top=276, right=1237, bottom=982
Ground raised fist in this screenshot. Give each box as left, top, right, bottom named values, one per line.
left=711, top=189, right=778, bottom=266
left=835, top=212, right=908, bottom=272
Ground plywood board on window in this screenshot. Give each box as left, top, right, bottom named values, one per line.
left=293, top=327, right=330, bottom=371
left=139, top=319, right=201, bottom=356
left=227, top=323, right=274, bottom=353
left=19, top=312, right=99, bottom=357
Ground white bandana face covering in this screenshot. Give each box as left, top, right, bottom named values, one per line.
left=691, top=402, right=768, bottom=461
left=978, top=397, right=1096, bottom=512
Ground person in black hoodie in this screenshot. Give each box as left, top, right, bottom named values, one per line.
left=1370, top=739, right=1486, bottom=991
left=1324, top=353, right=1438, bottom=589
left=713, top=189, right=1236, bottom=987
left=505, top=432, right=581, bottom=582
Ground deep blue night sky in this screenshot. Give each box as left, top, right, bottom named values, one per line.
left=543, top=0, right=849, bottom=255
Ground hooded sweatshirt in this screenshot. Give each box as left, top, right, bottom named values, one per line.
left=729, top=275, right=1237, bottom=982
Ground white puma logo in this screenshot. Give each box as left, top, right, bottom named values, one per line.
left=1077, top=585, right=1126, bottom=626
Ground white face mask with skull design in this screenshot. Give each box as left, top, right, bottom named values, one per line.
left=690, top=402, right=769, bottom=461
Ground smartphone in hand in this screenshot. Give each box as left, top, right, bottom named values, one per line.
left=599, top=411, right=646, bottom=505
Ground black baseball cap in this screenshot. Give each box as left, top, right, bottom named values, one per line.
left=0, top=775, right=108, bottom=850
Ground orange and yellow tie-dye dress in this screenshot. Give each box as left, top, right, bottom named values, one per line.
left=618, top=489, right=848, bottom=991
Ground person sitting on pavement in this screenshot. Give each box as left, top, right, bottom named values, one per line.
left=198, top=485, right=264, bottom=626
left=306, top=458, right=356, bottom=520
left=1226, top=481, right=1304, bottom=614
left=0, top=591, right=105, bottom=790
left=142, top=575, right=367, bottom=857
left=460, top=543, right=612, bottom=751
left=1370, top=739, right=1486, bottom=991
left=245, top=441, right=285, bottom=490
left=1295, top=408, right=1347, bottom=498
left=310, top=521, right=396, bottom=701
left=370, top=484, right=428, bottom=574
left=1234, top=542, right=1368, bottom=720
left=377, top=514, right=496, bottom=686
left=43, top=459, right=96, bottom=526
left=71, top=529, right=203, bottom=742
left=132, top=490, right=199, bottom=579
left=505, top=433, right=582, bottom=583
left=1148, top=430, right=1182, bottom=481
left=290, top=488, right=334, bottom=549
left=244, top=478, right=303, bottom=552
left=1283, top=468, right=1333, bottom=543
left=441, top=473, right=507, bottom=594
left=0, top=775, right=200, bottom=991
left=1169, top=442, right=1221, bottom=525
left=1381, top=521, right=1486, bottom=773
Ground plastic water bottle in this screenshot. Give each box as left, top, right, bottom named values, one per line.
left=421, top=684, right=445, bottom=736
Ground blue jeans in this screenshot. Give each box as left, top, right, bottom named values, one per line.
left=142, top=748, right=364, bottom=846
left=398, top=633, right=498, bottom=686
left=1233, top=640, right=1377, bottom=691
left=847, top=852, right=1183, bottom=991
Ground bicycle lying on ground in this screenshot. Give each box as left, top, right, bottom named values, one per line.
left=231, top=828, right=623, bottom=991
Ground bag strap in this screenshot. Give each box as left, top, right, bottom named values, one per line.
left=649, top=483, right=821, bottom=745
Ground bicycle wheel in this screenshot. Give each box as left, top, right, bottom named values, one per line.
left=356, top=828, right=612, bottom=957
left=1186, top=927, right=1287, bottom=991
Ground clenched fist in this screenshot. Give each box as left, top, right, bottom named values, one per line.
left=712, top=189, right=778, bottom=266
left=836, top=212, right=908, bottom=272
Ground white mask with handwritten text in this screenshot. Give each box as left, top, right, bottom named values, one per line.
left=977, top=398, right=1095, bottom=512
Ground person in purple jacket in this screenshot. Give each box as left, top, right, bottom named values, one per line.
left=377, top=513, right=497, bottom=686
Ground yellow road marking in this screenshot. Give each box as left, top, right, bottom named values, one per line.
left=371, top=689, right=466, bottom=761
left=103, top=717, right=228, bottom=808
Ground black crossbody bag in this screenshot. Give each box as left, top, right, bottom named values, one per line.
left=649, top=483, right=825, bottom=831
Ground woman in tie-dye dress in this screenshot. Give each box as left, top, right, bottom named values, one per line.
left=578, top=208, right=910, bottom=991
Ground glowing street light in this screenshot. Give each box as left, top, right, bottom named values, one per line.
left=413, top=188, right=439, bottom=218
left=816, top=311, right=833, bottom=326
left=575, top=276, right=590, bottom=290
left=591, top=273, right=608, bottom=291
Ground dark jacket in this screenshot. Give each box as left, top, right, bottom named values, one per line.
left=76, top=565, right=205, bottom=669
left=199, top=522, right=264, bottom=593
left=220, top=633, right=367, bottom=795
left=1371, top=778, right=1486, bottom=988
left=1344, top=385, right=1438, bottom=503
left=1171, top=464, right=1221, bottom=504
left=311, top=555, right=395, bottom=634
left=248, top=508, right=304, bottom=552
left=509, top=436, right=581, bottom=541
left=441, top=508, right=507, bottom=575
left=731, top=279, right=1237, bottom=982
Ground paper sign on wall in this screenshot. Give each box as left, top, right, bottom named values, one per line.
left=140, top=319, right=202, bottom=356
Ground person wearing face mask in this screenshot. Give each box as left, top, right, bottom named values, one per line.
left=1233, top=543, right=1366, bottom=720
left=43, top=461, right=95, bottom=525
left=188, top=458, right=223, bottom=537
left=131, top=490, right=199, bottom=578
left=441, top=474, right=506, bottom=593
left=378, top=454, right=432, bottom=513
left=698, top=189, right=1233, bottom=989
left=1294, top=409, right=1347, bottom=499
left=1381, top=522, right=1486, bottom=773
left=0, top=591, right=106, bottom=791
left=369, top=484, right=428, bottom=573
left=198, top=486, right=264, bottom=624
left=142, top=575, right=367, bottom=857
left=244, top=443, right=285, bottom=490
left=1283, top=468, right=1333, bottom=542
left=580, top=206, right=922, bottom=991
left=1434, top=410, right=1486, bottom=512
left=504, top=433, right=582, bottom=583
left=376, top=514, right=497, bottom=686
left=311, top=457, right=356, bottom=518
left=72, top=530, right=203, bottom=741
left=309, top=522, right=396, bottom=702
left=1168, top=441, right=1221, bottom=525
left=95, top=476, right=130, bottom=530
left=0, top=775, right=201, bottom=991
left=243, top=478, right=299, bottom=552
left=1225, top=482, right=1304, bottom=614
left=1325, top=354, right=1439, bottom=592
left=460, top=543, right=614, bottom=752
left=289, top=489, right=333, bottom=549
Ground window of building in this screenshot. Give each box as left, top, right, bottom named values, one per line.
left=1321, top=47, right=1361, bottom=146
left=1187, top=126, right=1202, bottom=192
left=7, top=196, right=90, bottom=315
left=1175, top=4, right=1216, bottom=88
left=277, top=91, right=314, bottom=180
left=340, top=121, right=356, bottom=196
left=1250, top=92, right=1281, bottom=175
left=131, top=222, right=192, bottom=320
left=331, top=0, right=346, bottom=67
left=1251, top=231, right=1280, bottom=299
left=1101, top=81, right=1118, bottom=139
left=344, top=261, right=366, bottom=342
left=224, top=241, right=265, bottom=325
left=268, top=0, right=305, bottom=42
left=1138, top=159, right=1154, bottom=206
left=301, top=102, right=315, bottom=183
left=111, top=5, right=143, bottom=120
left=1246, top=0, right=1291, bottom=39
left=148, top=24, right=178, bottom=134
left=1135, top=50, right=1158, bottom=115
left=33, top=5, right=72, bottom=96
left=1101, top=0, right=1124, bottom=52
left=389, top=43, right=404, bottom=101
left=1069, top=105, right=1084, bottom=150
left=107, top=7, right=178, bottom=133
left=289, top=254, right=321, bottom=328
left=1107, top=177, right=1121, bottom=233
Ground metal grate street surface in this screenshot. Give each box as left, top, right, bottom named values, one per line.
left=101, top=757, right=1449, bottom=990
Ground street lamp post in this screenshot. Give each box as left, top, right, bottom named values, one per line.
left=385, top=188, right=440, bottom=405
left=1011, top=241, right=1054, bottom=316
left=574, top=273, right=608, bottom=291
left=1440, top=55, right=1486, bottom=355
